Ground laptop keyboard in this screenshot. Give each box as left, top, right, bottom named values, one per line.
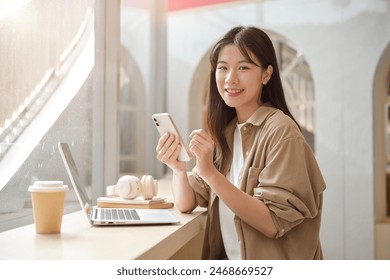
left=100, top=208, right=140, bottom=221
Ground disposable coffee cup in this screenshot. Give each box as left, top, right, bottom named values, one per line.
left=28, top=181, right=69, bottom=234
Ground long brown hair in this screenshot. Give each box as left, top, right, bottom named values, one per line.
left=206, top=26, right=300, bottom=171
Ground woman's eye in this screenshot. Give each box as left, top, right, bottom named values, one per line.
left=239, top=66, right=249, bottom=70
left=217, top=66, right=227, bottom=70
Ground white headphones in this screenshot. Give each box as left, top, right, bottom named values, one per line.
left=106, top=175, right=158, bottom=200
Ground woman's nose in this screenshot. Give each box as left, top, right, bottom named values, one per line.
left=226, top=69, right=238, bottom=84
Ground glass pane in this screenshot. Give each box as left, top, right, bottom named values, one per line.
left=119, top=0, right=150, bottom=175
left=0, top=0, right=91, bottom=131
left=0, top=0, right=95, bottom=232
left=120, top=111, right=136, bottom=155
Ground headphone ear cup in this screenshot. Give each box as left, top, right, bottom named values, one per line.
left=106, top=184, right=118, bottom=197
left=117, top=175, right=141, bottom=199
left=140, top=175, right=157, bottom=200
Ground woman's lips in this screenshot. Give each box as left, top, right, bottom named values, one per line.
left=225, top=88, right=244, bottom=96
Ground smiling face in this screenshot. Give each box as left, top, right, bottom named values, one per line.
left=215, top=44, right=272, bottom=123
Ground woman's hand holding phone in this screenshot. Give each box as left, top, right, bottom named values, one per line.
left=155, top=132, right=187, bottom=173
left=152, top=113, right=192, bottom=162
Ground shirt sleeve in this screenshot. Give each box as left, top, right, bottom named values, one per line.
left=253, top=137, right=326, bottom=238
left=187, top=170, right=210, bottom=208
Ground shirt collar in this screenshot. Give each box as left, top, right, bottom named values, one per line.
left=224, top=103, right=277, bottom=149
left=226, top=102, right=277, bottom=133
left=245, top=102, right=277, bottom=127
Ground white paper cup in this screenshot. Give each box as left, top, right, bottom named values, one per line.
left=28, top=181, right=68, bottom=234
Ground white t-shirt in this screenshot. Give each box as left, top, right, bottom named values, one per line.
left=218, top=123, right=244, bottom=260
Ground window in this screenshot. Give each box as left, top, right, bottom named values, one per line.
left=119, top=0, right=151, bottom=177
left=119, top=0, right=167, bottom=178
left=0, top=0, right=98, bottom=232
left=374, top=38, right=390, bottom=223
left=0, top=0, right=164, bottom=232
left=274, top=38, right=315, bottom=150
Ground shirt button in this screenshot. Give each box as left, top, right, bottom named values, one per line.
left=245, top=151, right=249, bottom=156
left=242, top=126, right=247, bottom=131
left=238, top=175, right=242, bottom=181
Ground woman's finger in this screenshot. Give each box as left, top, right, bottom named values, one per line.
left=190, top=133, right=214, bottom=151
left=156, top=133, right=177, bottom=161
left=158, top=138, right=180, bottom=161
left=190, top=129, right=210, bottom=140
left=156, top=132, right=170, bottom=152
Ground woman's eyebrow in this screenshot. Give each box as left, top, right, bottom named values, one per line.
left=217, top=59, right=251, bottom=64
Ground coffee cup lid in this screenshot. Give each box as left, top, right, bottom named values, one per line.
left=28, top=181, right=69, bottom=192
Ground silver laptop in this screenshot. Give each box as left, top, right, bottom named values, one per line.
left=58, top=142, right=179, bottom=226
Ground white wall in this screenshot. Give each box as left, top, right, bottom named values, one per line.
left=167, top=0, right=390, bottom=259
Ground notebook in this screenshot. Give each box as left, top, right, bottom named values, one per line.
left=96, top=196, right=174, bottom=209
left=58, top=142, right=179, bottom=225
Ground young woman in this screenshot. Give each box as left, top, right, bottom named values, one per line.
left=156, top=26, right=326, bottom=260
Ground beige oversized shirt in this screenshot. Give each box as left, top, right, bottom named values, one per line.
left=188, top=103, right=326, bottom=259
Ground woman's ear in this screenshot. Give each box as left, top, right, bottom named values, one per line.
left=262, top=65, right=273, bottom=85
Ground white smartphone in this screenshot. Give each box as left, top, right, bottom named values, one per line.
left=152, top=113, right=192, bottom=162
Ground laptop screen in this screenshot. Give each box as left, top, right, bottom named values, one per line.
left=58, top=142, right=92, bottom=212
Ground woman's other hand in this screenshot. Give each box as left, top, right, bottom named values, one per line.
left=189, top=129, right=216, bottom=179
